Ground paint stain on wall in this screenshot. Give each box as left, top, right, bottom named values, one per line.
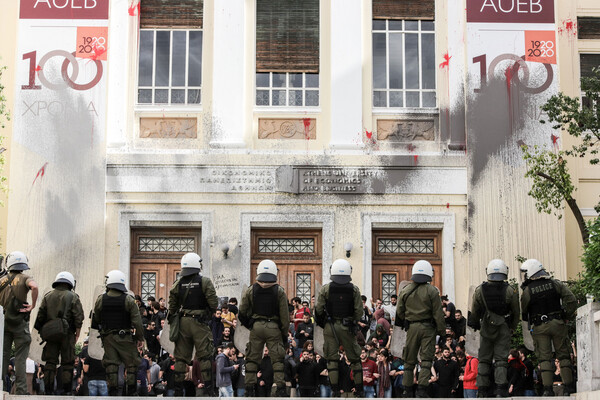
left=32, top=162, right=48, bottom=186
left=128, top=1, right=140, bottom=17
left=558, top=19, right=577, bottom=36
left=439, top=53, right=452, bottom=69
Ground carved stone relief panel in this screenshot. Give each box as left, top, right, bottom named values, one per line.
left=140, top=118, right=197, bottom=138
left=258, top=118, right=316, bottom=140
left=377, top=119, right=435, bottom=142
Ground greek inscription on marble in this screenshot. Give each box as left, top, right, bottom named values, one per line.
left=258, top=118, right=316, bottom=140
left=214, top=274, right=240, bottom=292
left=377, top=119, right=435, bottom=141
left=198, top=168, right=275, bottom=192
left=140, top=117, right=197, bottom=138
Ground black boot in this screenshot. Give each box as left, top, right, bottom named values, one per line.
left=173, top=381, right=185, bottom=397
left=108, top=386, right=119, bottom=396
left=353, top=383, right=364, bottom=398
left=495, top=384, right=509, bottom=397
left=275, top=385, right=288, bottom=397
left=542, top=386, right=555, bottom=396
left=63, top=382, right=73, bottom=396
left=245, top=385, right=256, bottom=397
left=330, top=384, right=341, bottom=398
left=477, top=387, right=489, bottom=398
left=416, top=385, right=428, bottom=398
left=402, top=387, right=413, bottom=398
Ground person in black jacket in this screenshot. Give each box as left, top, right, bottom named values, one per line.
left=257, top=347, right=274, bottom=397
left=432, top=348, right=459, bottom=398
left=295, top=312, right=314, bottom=350
left=296, top=350, right=320, bottom=397
left=454, top=310, right=467, bottom=339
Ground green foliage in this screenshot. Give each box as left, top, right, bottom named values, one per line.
left=564, top=277, right=588, bottom=343
left=521, top=147, right=574, bottom=219
left=580, top=213, right=600, bottom=301
left=75, top=342, right=83, bottom=356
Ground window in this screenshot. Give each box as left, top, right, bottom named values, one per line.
left=296, top=273, right=312, bottom=303
left=255, top=0, right=319, bottom=107
left=373, top=19, right=436, bottom=108
left=140, top=272, right=156, bottom=301
left=256, top=72, right=319, bottom=107
left=137, top=0, right=203, bottom=105
left=381, top=273, right=397, bottom=304
left=580, top=54, right=600, bottom=109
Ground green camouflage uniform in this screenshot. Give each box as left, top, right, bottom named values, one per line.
left=315, top=283, right=364, bottom=392
left=168, top=274, right=218, bottom=392
left=395, top=282, right=445, bottom=391
left=239, top=283, right=289, bottom=392
left=0, top=272, right=33, bottom=395
left=34, top=283, right=84, bottom=393
left=521, top=277, right=577, bottom=389
left=469, top=282, right=519, bottom=391
left=92, top=289, right=144, bottom=391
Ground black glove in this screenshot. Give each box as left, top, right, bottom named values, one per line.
left=315, top=313, right=326, bottom=329
left=394, top=318, right=404, bottom=328
left=467, top=311, right=480, bottom=331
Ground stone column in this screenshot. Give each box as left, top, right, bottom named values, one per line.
left=577, top=302, right=600, bottom=392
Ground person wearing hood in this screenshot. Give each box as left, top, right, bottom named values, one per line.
left=168, top=252, right=218, bottom=396
left=520, top=258, right=577, bottom=396
left=395, top=260, right=446, bottom=398
left=315, top=259, right=364, bottom=398
left=238, top=259, right=290, bottom=397
left=34, top=271, right=84, bottom=394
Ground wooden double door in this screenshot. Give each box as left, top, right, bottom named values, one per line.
left=371, top=229, right=443, bottom=304
left=250, top=228, right=323, bottom=303
left=130, top=228, right=201, bottom=301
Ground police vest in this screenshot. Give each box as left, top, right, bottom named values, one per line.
left=252, top=283, right=279, bottom=318
left=326, top=282, right=355, bottom=318
left=481, top=281, right=510, bottom=316
left=526, top=278, right=562, bottom=318
left=101, top=293, right=131, bottom=330
left=179, top=274, right=209, bottom=311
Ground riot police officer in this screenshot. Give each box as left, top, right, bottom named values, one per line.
left=0, top=251, right=38, bottom=395
left=520, top=259, right=577, bottom=396
left=239, top=259, right=290, bottom=397
left=34, top=271, right=84, bottom=394
left=467, top=259, right=519, bottom=397
left=92, top=270, right=144, bottom=396
left=315, top=259, right=364, bottom=398
left=168, top=252, right=218, bottom=396
left=395, top=260, right=445, bottom=398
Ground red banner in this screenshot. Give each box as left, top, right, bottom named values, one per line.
left=467, top=0, right=554, bottom=24
left=20, top=0, right=109, bottom=20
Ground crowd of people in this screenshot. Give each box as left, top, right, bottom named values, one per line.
left=0, top=251, right=579, bottom=398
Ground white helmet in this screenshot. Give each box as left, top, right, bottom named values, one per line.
left=256, top=259, right=278, bottom=283
left=486, top=259, right=509, bottom=282
left=330, top=259, right=352, bottom=284
left=6, top=251, right=29, bottom=271
left=521, top=259, right=546, bottom=280
left=180, top=252, right=202, bottom=277
left=411, top=260, right=434, bottom=283
left=106, top=270, right=128, bottom=292
left=53, top=271, right=75, bottom=289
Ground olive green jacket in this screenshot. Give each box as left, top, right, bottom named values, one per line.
left=470, top=282, right=520, bottom=331
left=315, top=283, right=363, bottom=322
left=521, top=277, right=577, bottom=322
left=239, top=282, right=290, bottom=337
left=168, top=274, right=218, bottom=317
left=92, top=288, right=144, bottom=340
left=396, top=282, right=446, bottom=335
left=34, top=284, right=84, bottom=333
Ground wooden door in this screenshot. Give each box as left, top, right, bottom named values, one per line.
left=250, top=229, right=322, bottom=302
left=372, top=229, right=443, bottom=304
left=130, top=228, right=201, bottom=301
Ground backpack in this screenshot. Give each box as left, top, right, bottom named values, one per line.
left=40, top=291, right=74, bottom=343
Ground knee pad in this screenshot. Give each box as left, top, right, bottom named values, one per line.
left=420, top=360, right=432, bottom=370
left=246, top=360, right=259, bottom=373
left=559, top=359, right=572, bottom=368
left=105, top=364, right=119, bottom=375
left=495, top=360, right=508, bottom=369
left=174, top=360, right=188, bottom=374
left=540, top=360, right=553, bottom=373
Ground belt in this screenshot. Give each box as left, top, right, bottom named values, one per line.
left=532, top=313, right=562, bottom=326
left=106, top=329, right=131, bottom=336
left=409, top=319, right=433, bottom=324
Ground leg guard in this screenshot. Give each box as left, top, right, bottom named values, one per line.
left=173, top=360, right=188, bottom=383
left=559, top=359, right=573, bottom=385
left=417, top=360, right=433, bottom=387
left=476, top=361, right=492, bottom=388
left=199, top=357, right=214, bottom=394
left=43, top=364, right=56, bottom=394
left=245, top=360, right=259, bottom=386
left=125, top=366, right=137, bottom=386
left=403, top=363, right=415, bottom=391
left=493, top=359, right=509, bottom=386
left=539, top=360, right=554, bottom=387
left=327, top=364, right=339, bottom=386
left=273, top=361, right=285, bottom=388
left=351, top=367, right=363, bottom=387
left=105, top=364, right=119, bottom=390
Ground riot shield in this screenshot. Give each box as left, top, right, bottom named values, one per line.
left=29, top=288, right=52, bottom=364
left=313, top=281, right=324, bottom=356
left=521, top=321, right=534, bottom=351
left=233, top=324, right=251, bottom=355
left=465, top=285, right=480, bottom=357
left=159, top=316, right=176, bottom=356
left=88, top=285, right=106, bottom=359
left=389, top=281, right=412, bottom=357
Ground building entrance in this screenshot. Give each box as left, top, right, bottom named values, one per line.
left=250, top=228, right=323, bottom=303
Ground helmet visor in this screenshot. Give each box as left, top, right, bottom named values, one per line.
left=488, top=273, right=507, bottom=282
left=257, top=273, right=277, bottom=283
left=331, top=275, right=351, bottom=284
left=411, top=274, right=432, bottom=283
left=180, top=267, right=200, bottom=277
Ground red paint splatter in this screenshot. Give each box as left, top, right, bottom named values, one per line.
left=558, top=19, right=577, bottom=36
left=407, top=143, right=416, bottom=152
left=413, top=155, right=418, bottom=164
left=439, top=53, right=452, bottom=69
left=89, top=44, right=106, bottom=61
left=128, top=0, right=140, bottom=16
left=446, top=203, right=450, bottom=209
left=303, top=118, right=311, bottom=140
left=34, top=65, right=41, bottom=72
left=551, top=134, right=558, bottom=144
left=366, top=130, right=372, bottom=139
left=32, top=162, right=48, bottom=187
left=505, top=63, right=518, bottom=134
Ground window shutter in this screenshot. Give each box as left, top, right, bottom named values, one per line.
left=373, top=0, right=435, bottom=20
left=140, top=0, right=203, bottom=29
left=580, top=54, right=600, bottom=79
left=256, top=0, right=320, bottom=73
left=578, top=17, right=600, bottom=40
